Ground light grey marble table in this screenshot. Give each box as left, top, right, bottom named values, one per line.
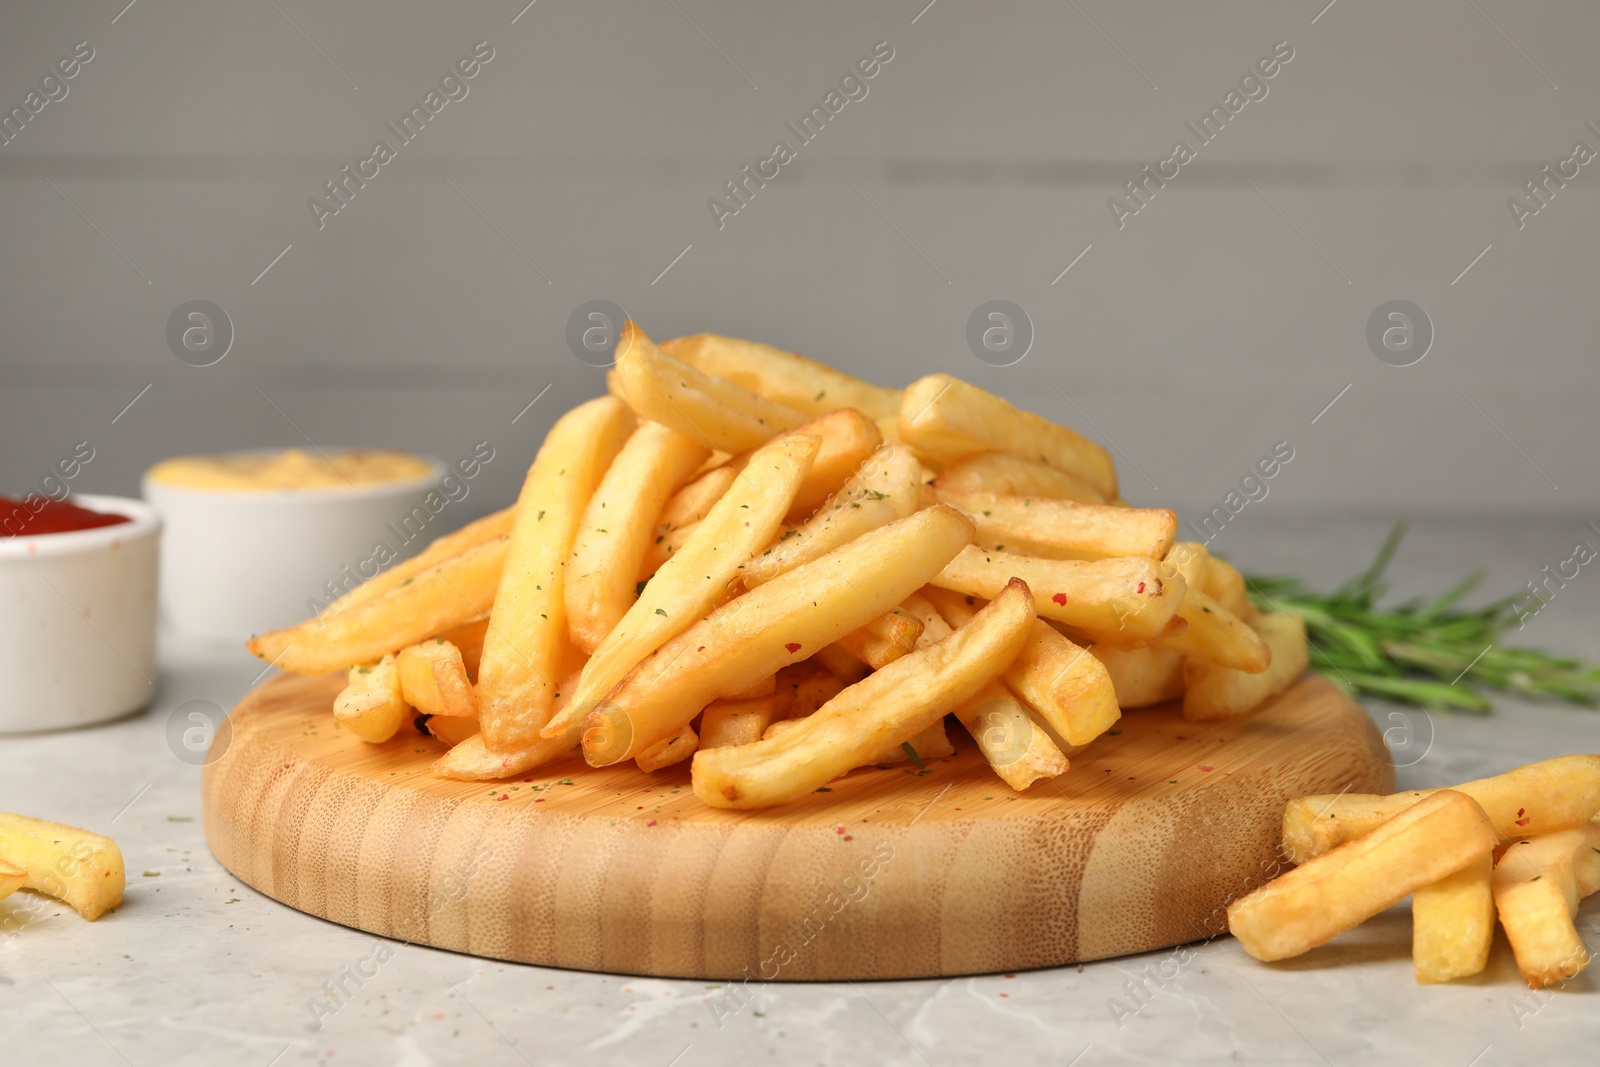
left=2, top=516, right=1597, bottom=1067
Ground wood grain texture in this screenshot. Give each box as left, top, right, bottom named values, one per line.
left=201, top=672, right=1393, bottom=980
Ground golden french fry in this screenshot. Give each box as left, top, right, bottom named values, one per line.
left=1228, top=790, right=1497, bottom=962
left=636, top=723, right=699, bottom=772
left=642, top=465, right=739, bottom=573
left=1163, top=541, right=1209, bottom=589
left=1413, top=853, right=1494, bottom=983
left=1202, top=556, right=1256, bottom=621
left=870, top=719, right=955, bottom=766
left=323, top=507, right=515, bottom=618
left=581, top=505, right=975, bottom=765
left=724, top=408, right=882, bottom=521
left=779, top=665, right=848, bottom=717
left=1182, top=612, right=1306, bottom=721
left=1091, top=644, right=1187, bottom=708
left=434, top=671, right=583, bottom=780
left=923, top=586, right=1119, bottom=747
left=956, top=681, right=1068, bottom=791
left=0, top=859, right=24, bottom=901
left=541, top=433, right=819, bottom=741
left=478, top=396, right=635, bottom=751
left=247, top=534, right=508, bottom=675
left=333, top=654, right=410, bottom=742
left=1493, top=825, right=1600, bottom=987
left=937, top=488, right=1176, bottom=561
left=742, top=445, right=921, bottom=587
left=700, top=694, right=788, bottom=749
left=834, top=608, right=923, bottom=669
left=421, top=711, right=480, bottom=748
left=396, top=640, right=478, bottom=718
left=933, top=451, right=1107, bottom=504
left=434, top=617, right=488, bottom=677
left=1164, top=589, right=1272, bottom=673
left=613, top=322, right=804, bottom=452
left=1281, top=754, right=1600, bottom=865
left=899, top=374, right=1117, bottom=500
left=0, top=813, right=125, bottom=921
left=728, top=673, right=777, bottom=700
left=810, top=643, right=871, bottom=683
left=930, top=546, right=1183, bottom=643
left=691, top=579, right=1035, bottom=808
left=566, top=422, right=711, bottom=653
left=661, top=333, right=903, bottom=420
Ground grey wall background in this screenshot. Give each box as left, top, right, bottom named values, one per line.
left=3, top=0, right=1596, bottom=544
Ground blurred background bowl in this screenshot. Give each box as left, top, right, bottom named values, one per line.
left=143, top=452, right=446, bottom=647
left=0, top=494, right=160, bottom=733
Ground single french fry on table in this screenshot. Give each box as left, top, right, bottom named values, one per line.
left=899, top=373, right=1118, bottom=501
left=661, top=333, right=903, bottom=421
left=741, top=444, right=922, bottom=587
left=540, top=432, right=819, bottom=742
left=933, top=451, right=1108, bottom=504
left=580, top=505, right=976, bottom=766
left=1280, top=754, right=1600, bottom=865
left=1091, top=643, right=1187, bottom=708
left=334, top=653, right=410, bottom=743
left=477, top=395, right=635, bottom=751
left=565, top=422, right=711, bottom=653
left=930, top=546, right=1184, bottom=643
left=923, top=586, right=1120, bottom=747
left=1228, top=790, right=1497, bottom=962
left=0, top=812, right=125, bottom=921
left=692, top=579, right=1035, bottom=808
left=396, top=640, right=478, bottom=718
left=1182, top=612, right=1307, bottom=722
left=247, top=534, right=508, bottom=676
left=1413, top=852, right=1495, bottom=984
left=612, top=322, right=804, bottom=452
left=937, top=488, right=1177, bottom=561
left=1492, top=824, right=1600, bottom=987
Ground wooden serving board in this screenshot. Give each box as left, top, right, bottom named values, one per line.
left=202, top=671, right=1393, bottom=980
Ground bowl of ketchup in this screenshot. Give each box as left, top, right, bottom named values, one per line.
left=0, top=494, right=160, bottom=733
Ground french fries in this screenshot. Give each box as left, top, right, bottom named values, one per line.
left=692, top=579, right=1036, bottom=807
left=1228, top=790, right=1497, bottom=962
left=565, top=422, right=710, bottom=653
left=0, top=859, right=25, bottom=901
left=923, top=586, right=1120, bottom=747
left=833, top=608, right=924, bottom=670
left=434, top=670, right=583, bottom=779
left=581, top=505, right=975, bottom=765
left=1202, top=556, right=1256, bottom=620
left=700, top=694, right=788, bottom=749
left=728, top=408, right=883, bottom=520
left=741, top=445, right=921, bottom=587
left=0, top=813, right=125, bottom=921
left=396, top=639, right=478, bottom=718
left=937, top=489, right=1176, bottom=561
left=247, top=534, right=508, bottom=676
left=661, top=333, right=903, bottom=421
left=541, top=432, right=819, bottom=741
left=1492, top=825, right=1600, bottom=987
left=934, top=451, right=1107, bottom=504
left=1164, top=590, right=1272, bottom=674
left=613, top=322, right=804, bottom=452
left=1182, top=612, right=1306, bottom=721
left=477, top=396, right=634, bottom=751
left=324, top=506, right=514, bottom=617
left=1282, top=754, right=1600, bottom=865
left=1413, top=853, right=1495, bottom=983
left=333, top=653, right=410, bottom=742
left=899, top=374, right=1118, bottom=500
left=1090, top=644, right=1187, bottom=708
left=956, top=682, right=1068, bottom=791
left=636, top=723, right=699, bottom=772
left=436, top=617, right=488, bottom=676
left=931, top=545, right=1183, bottom=642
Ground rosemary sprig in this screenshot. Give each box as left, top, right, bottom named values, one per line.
left=1240, top=522, right=1600, bottom=713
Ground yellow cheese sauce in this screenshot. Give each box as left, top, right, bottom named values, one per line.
left=146, top=448, right=432, bottom=491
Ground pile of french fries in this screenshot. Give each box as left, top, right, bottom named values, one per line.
left=1229, top=755, right=1600, bottom=987
left=249, top=323, right=1308, bottom=808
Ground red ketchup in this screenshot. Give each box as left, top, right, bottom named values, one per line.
left=0, top=495, right=130, bottom=537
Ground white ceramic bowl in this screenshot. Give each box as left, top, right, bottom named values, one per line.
left=143, top=453, right=446, bottom=647
left=0, top=494, right=161, bottom=733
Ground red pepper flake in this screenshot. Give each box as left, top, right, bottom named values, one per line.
left=1518, top=808, right=1526, bottom=817
left=637, top=806, right=645, bottom=810
left=999, top=992, right=1009, bottom=998
left=1004, top=974, right=1015, bottom=979
left=835, top=825, right=845, bottom=834
left=496, top=793, right=510, bottom=801
left=1127, top=776, right=1136, bottom=781
left=1175, top=735, right=1187, bottom=741
left=646, top=819, right=657, bottom=827
left=523, top=778, right=534, bottom=783
left=697, top=646, right=706, bottom=652
left=1137, top=582, right=1147, bottom=594
left=786, top=642, right=802, bottom=653
left=534, top=798, right=545, bottom=803
left=1515, top=817, right=1530, bottom=827
left=1198, top=765, right=1214, bottom=772
left=1051, top=592, right=1067, bottom=605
